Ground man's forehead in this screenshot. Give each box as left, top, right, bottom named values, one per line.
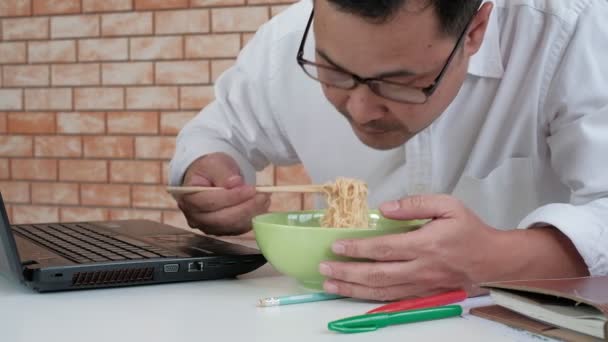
left=314, top=0, right=443, bottom=39
left=312, top=1, right=454, bottom=77
left=316, top=0, right=434, bottom=12
left=313, top=1, right=445, bottom=50
left=316, top=0, right=437, bottom=23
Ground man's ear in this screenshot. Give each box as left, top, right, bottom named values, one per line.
left=464, top=2, right=493, bottom=56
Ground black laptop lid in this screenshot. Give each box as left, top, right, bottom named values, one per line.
left=0, top=193, right=24, bottom=283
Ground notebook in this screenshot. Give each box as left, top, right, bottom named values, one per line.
left=470, top=276, right=608, bottom=341
left=0, top=192, right=266, bottom=292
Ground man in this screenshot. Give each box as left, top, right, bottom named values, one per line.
left=170, top=0, right=608, bottom=300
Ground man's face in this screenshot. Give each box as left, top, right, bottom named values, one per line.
left=312, top=0, right=488, bottom=150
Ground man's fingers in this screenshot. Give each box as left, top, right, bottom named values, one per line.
left=186, top=153, right=243, bottom=188
left=323, top=278, right=457, bottom=301
left=319, top=260, right=414, bottom=288
left=320, top=258, right=467, bottom=300
left=188, top=174, right=212, bottom=187
left=331, top=233, right=419, bottom=261
left=323, top=279, right=424, bottom=302
left=222, top=175, right=245, bottom=189
left=176, top=153, right=268, bottom=236
left=379, top=194, right=462, bottom=221
left=180, top=185, right=256, bottom=213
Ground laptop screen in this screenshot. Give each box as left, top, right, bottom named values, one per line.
left=0, top=193, right=24, bottom=283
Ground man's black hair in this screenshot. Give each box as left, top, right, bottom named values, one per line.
left=326, top=0, right=483, bottom=37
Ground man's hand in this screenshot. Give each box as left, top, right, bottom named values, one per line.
left=318, top=194, right=588, bottom=301
left=319, top=195, right=497, bottom=300
left=176, top=152, right=271, bottom=236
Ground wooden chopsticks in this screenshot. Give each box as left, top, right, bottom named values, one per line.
left=166, top=185, right=325, bottom=195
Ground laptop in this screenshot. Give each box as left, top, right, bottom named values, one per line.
left=0, top=192, right=266, bottom=292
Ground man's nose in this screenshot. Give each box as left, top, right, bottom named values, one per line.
left=345, top=84, right=388, bottom=124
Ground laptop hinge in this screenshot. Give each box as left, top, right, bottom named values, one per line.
left=22, top=266, right=34, bottom=281
left=21, top=260, right=37, bottom=266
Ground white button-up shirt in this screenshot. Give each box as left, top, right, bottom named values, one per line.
left=170, top=0, right=608, bottom=275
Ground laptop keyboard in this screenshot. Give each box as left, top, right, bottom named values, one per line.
left=12, top=223, right=178, bottom=264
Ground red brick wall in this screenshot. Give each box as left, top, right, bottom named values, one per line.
left=0, top=0, right=313, bottom=229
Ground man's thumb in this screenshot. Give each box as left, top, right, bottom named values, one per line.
left=188, top=174, right=212, bottom=186
left=185, top=153, right=244, bottom=189
left=379, top=195, right=457, bottom=220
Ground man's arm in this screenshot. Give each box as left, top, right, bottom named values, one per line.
left=486, top=226, right=589, bottom=281
left=515, top=0, right=608, bottom=277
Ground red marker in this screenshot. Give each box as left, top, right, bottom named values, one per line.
left=366, top=290, right=467, bottom=314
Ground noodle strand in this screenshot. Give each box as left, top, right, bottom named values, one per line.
left=320, top=177, right=369, bottom=228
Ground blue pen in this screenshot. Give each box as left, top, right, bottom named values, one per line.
left=328, top=305, right=463, bottom=333
left=257, top=292, right=346, bottom=307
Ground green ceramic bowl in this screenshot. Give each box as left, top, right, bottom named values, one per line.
left=252, top=210, right=426, bottom=290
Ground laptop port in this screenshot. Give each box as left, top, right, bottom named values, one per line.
left=187, top=261, right=204, bottom=272
left=163, top=264, right=179, bottom=273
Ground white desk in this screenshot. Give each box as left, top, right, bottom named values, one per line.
left=0, top=246, right=559, bottom=342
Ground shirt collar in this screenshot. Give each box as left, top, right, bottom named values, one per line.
left=468, top=1, right=504, bottom=79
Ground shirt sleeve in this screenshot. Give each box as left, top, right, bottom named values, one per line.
left=519, top=1, right=608, bottom=276
left=169, top=19, right=300, bottom=186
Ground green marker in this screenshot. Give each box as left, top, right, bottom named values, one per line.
left=328, top=305, right=463, bottom=334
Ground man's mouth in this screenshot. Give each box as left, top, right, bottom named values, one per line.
left=356, top=124, right=390, bottom=135
left=338, top=109, right=401, bottom=135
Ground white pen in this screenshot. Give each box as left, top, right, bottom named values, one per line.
left=257, top=292, right=346, bottom=307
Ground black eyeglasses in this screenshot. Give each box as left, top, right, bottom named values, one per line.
left=296, top=8, right=476, bottom=104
